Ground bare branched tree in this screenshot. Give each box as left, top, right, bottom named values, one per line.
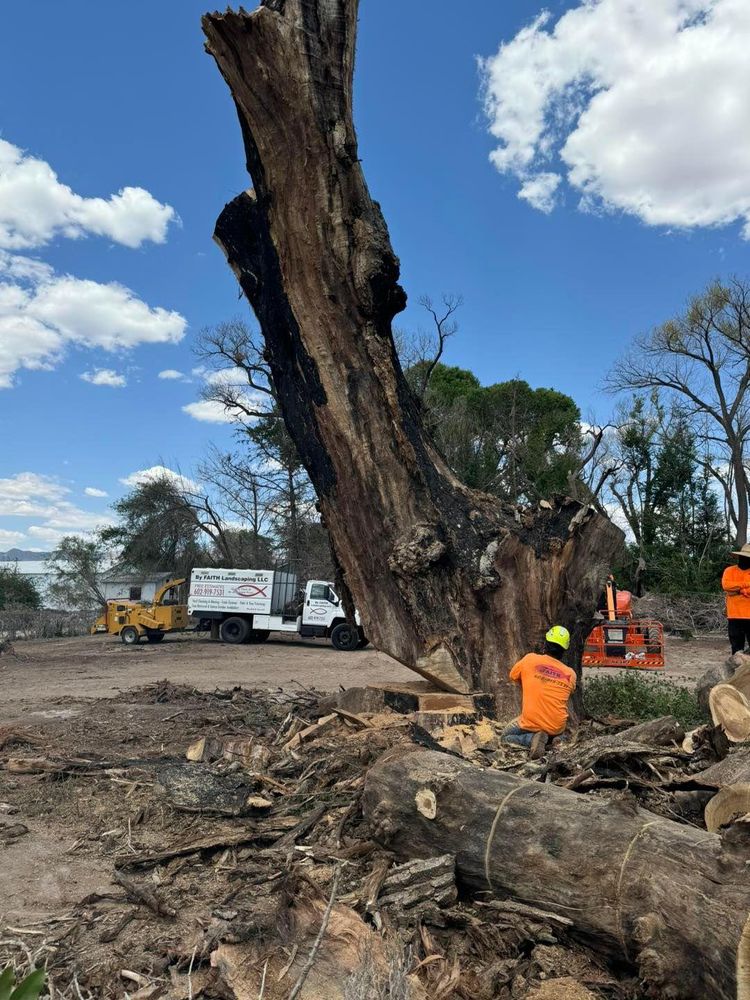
left=568, top=421, right=621, bottom=511
left=194, top=320, right=331, bottom=576
left=195, top=318, right=276, bottom=422
left=607, top=278, right=750, bottom=545
left=397, top=293, right=462, bottom=400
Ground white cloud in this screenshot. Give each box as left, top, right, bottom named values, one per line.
left=84, top=487, right=108, bottom=498
left=518, top=172, right=561, bottom=213
left=80, top=368, right=127, bottom=388
left=119, top=465, right=199, bottom=493
left=0, top=528, right=24, bottom=545
left=182, top=367, right=269, bottom=425
left=0, top=253, right=186, bottom=388
left=0, top=472, right=69, bottom=508
left=158, top=369, right=187, bottom=380
left=182, top=399, right=237, bottom=424
left=0, top=142, right=186, bottom=389
left=481, top=0, right=750, bottom=236
left=0, top=472, right=113, bottom=547
left=39, top=503, right=114, bottom=532
left=0, top=139, right=176, bottom=250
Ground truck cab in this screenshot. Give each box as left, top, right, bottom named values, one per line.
left=299, top=580, right=362, bottom=647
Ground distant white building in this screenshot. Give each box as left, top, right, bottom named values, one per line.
left=100, top=568, right=176, bottom=604
left=12, top=561, right=176, bottom=608
left=15, top=560, right=53, bottom=604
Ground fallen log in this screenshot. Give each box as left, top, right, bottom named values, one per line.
left=711, top=664, right=750, bottom=742
left=615, top=715, right=684, bottom=746
left=706, top=785, right=750, bottom=833
left=362, top=748, right=750, bottom=1000
left=688, top=749, right=750, bottom=788
left=698, top=652, right=750, bottom=714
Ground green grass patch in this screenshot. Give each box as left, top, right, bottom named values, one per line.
left=583, top=672, right=704, bottom=728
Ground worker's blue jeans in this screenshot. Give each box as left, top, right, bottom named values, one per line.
left=501, top=719, right=536, bottom=748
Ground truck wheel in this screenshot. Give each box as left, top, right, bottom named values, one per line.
left=331, top=622, right=359, bottom=651
left=146, top=632, right=165, bottom=644
left=121, top=626, right=140, bottom=645
left=220, top=617, right=250, bottom=644
left=247, top=629, right=270, bottom=644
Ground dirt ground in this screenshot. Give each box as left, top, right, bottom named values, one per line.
left=0, top=630, right=727, bottom=717
left=0, top=632, right=415, bottom=721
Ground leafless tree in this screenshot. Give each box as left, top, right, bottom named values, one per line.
left=194, top=321, right=330, bottom=576
left=607, top=278, right=750, bottom=545
left=199, top=447, right=273, bottom=544
left=568, top=420, right=621, bottom=512
left=195, top=317, right=276, bottom=422
left=397, top=293, right=462, bottom=400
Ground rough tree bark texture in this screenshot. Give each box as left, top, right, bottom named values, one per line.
left=202, top=1, right=623, bottom=706
left=363, top=749, right=750, bottom=1000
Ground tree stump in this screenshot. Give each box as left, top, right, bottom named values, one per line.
left=201, top=2, right=623, bottom=708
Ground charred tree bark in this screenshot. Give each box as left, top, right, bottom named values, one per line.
left=201, top=2, right=623, bottom=706
left=363, top=748, right=750, bottom=1000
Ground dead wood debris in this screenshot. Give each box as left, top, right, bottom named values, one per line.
left=0, top=684, right=726, bottom=999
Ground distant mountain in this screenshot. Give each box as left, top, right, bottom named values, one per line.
left=0, top=548, right=51, bottom=562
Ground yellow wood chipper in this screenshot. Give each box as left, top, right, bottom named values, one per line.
left=90, top=578, right=187, bottom=645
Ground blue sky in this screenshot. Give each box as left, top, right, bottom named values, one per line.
left=0, top=0, right=748, bottom=550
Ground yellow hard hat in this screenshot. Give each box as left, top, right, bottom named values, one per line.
left=546, top=625, right=570, bottom=650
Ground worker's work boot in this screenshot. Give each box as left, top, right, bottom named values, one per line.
left=529, top=731, right=548, bottom=760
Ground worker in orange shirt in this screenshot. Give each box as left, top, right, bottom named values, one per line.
left=722, top=544, right=750, bottom=653
left=502, top=625, right=577, bottom=758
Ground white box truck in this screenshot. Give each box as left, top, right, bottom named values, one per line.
left=188, top=568, right=367, bottom=651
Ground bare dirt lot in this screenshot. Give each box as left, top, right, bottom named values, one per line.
left=0, top=632, right=415, bottom=721
left=0, top=630, right=728, bottom=717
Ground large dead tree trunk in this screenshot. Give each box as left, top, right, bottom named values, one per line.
left=201, top=2, right=623, bottom=706
left=363, top=748, right=750, bottom=1000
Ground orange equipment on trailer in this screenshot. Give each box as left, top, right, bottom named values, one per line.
left=582, top=579, right=665, bottom=670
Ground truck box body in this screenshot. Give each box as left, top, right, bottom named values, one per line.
left=188, top=568, right=363, bottom=650
left=188, top=568, right=299, bottom=617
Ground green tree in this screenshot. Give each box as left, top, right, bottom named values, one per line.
left=609, top=399, right=728, bottom=593
left=608, top=278, right=750, bottom=546
left=0, top=565, right=41, bottom=610
left=416, top=364, right=583, bottom=503
left=47, top=536, right=109, bottom=609
left=103, top=476, right=218, bottom=578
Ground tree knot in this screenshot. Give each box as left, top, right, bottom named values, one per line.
left=474, top=537, right=503, bottom=591
left=389, top=523, right=447, bottom=576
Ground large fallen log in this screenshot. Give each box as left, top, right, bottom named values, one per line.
left=362, top=748, right=750, bottom=1000
left=711, top=662, right=750, bottom=742
left=201, top=1, right=623, bottom=707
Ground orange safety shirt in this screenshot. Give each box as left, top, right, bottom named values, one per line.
left=722, top=566, right=750, bottom=619
left=509, top=653, right=577, bottom=736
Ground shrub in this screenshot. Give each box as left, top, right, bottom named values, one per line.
left=0, top=608, right=97, bottom=642
left=583, top=672, right=703, bottom=727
